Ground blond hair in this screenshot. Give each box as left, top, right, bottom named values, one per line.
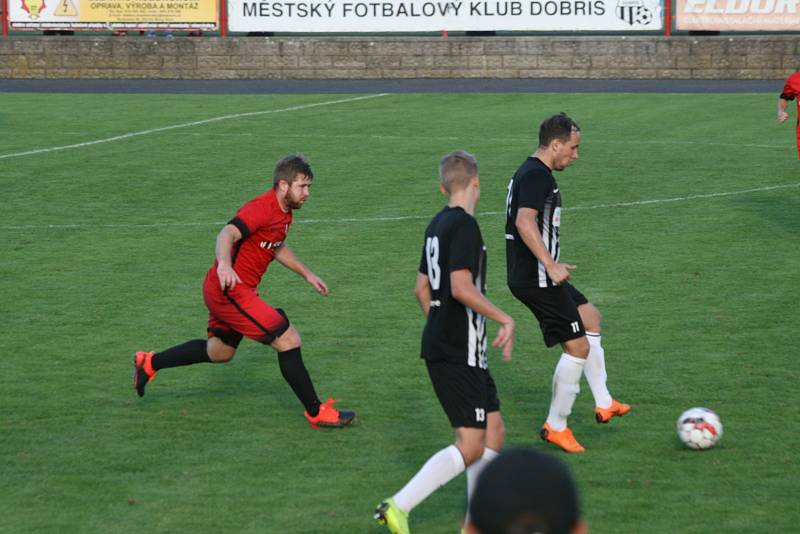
left=439, top=150, right=478, bottom=194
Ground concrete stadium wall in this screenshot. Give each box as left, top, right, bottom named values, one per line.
left=0, top=35, right=798, bottom=80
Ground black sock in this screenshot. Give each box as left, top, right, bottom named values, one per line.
left=278, top=347, right=321, bottom=416
left=152, top=339, right=211, bottom=371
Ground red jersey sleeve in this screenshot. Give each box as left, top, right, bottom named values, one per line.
left=229, top=196, right=270, bottom=239
left=780, top=72, right=800, bottom=100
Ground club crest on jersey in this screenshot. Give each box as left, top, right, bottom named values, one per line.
left=260, top=240, right=283, bottom=250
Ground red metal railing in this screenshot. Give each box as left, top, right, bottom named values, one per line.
left=665, top=0, right=672, bottom=36
left=1, top=0, right=9, bottom=37
left=220, top=0, right=227, bottom=37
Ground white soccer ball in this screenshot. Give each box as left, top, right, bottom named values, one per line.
left=676, top=407, right=723, bottom=450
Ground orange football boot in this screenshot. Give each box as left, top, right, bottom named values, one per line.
left=595, top=399, right=631, bottom=424
left=304, top=398, right=356, bottom=428
left=540, top=422, right=585, bottom=453
left=133, top=351, right=157, bottom=397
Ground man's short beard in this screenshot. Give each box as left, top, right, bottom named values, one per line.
left=286, top=197, right=305, bottom=210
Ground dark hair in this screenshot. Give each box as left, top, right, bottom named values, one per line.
left=273, top=154, right=313, bottom=188
left=538, top=113, right=580, bottom=148
left=469, top=448, right=580, bottom=534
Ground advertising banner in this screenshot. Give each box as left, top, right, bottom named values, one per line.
left=228, top=0, right=663, bottom=32
left=676, top=0, right=800, bottom=31
left=9, top=0, right=218, bottom=30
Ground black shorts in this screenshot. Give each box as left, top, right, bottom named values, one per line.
left=510, top=283, right=588, bottom=347
left=426, top=360, right=500, bottom=429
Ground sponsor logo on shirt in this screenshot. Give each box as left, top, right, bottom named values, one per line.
left=260, top=240, right=283, bottom=250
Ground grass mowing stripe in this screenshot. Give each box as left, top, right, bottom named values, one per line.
left=3, top=181, right=797, bottom=231
left=181, top=130, right=788, bottom=150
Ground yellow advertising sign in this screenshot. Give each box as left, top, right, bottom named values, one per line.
left=9, top=0, right=217, bottom=28
left=78, top=0, right=216, bottom=23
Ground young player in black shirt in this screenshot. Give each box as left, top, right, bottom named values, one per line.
left=375, top=151, right=515, bottom=534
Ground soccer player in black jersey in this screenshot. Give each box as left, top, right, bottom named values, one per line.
left=375, top=151, right=515, bottom=534
left=505, top=113, right=629, bottom=453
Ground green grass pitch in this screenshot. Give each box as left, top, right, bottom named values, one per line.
left=1, top=90, right=798, bottom=533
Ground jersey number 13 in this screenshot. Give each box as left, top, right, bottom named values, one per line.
left=425, top=236, right=441, bottom=291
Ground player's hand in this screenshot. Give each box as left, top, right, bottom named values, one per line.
left=547, top=263, right=576, bottom=285
left=217, top=264, right=242, bottom=291
left=305, top=272, right=329, bottom=296
left=492, top=319, right=514, bottom=361
left=778, top=110, right=789, bottom=123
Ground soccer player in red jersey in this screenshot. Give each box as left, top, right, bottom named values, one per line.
left=133, top=154, right=355, bottom=428
left=778, top=71, right=800, bottom=159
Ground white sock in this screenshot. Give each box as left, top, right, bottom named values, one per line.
left=546, top=353, right=585, bottom=431
left=392, top=444, right=466, bottom=513
left=584, top=332, right=613, bottom=409
left=465, top=447, right=499, bottom=523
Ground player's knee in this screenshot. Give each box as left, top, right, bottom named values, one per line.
left=459, top=442, right=485, bottom=465
left=456, top=428, right=488, bottom=465
left=579, top=303, right=602, bottom=332
left=208, top=339, right=236, bottom=363
left=485, top=423, right=505, bottom=452
left=491, top=419, right=506, bottom=445
left=285, top=327, right=301, bottom=347
left=586, top=313, right=602, bottom=333
left=591, top=305, right=602, bottom=325
left=565, top=337, right=590, bottom=358
left=271, top=326, right=301, bottom=352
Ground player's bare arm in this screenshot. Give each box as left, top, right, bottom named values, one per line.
left=216, top=224, right=243, bottom=291
left=450, top=269, right=514, bottom=360
left=516, top=207, right=575, bottom=285
left=778, top=97, right=790, bottom=122
left=414, top=272, right=432, bottom=316
left=274, top=244, right=329, bottom=296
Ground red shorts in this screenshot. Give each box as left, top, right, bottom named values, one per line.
left=202, top=270, right=290, bottom=347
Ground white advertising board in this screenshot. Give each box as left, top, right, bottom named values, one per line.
left=228, top=0, right=663, bottom=32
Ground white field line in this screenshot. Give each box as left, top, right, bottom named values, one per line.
left=2, top=182, right=796, bottom=231
left=482, top=182, right=800, bottom=215
left=0, top=94, right=390, bottom=161
left=35, top=130, right=788, bottom=150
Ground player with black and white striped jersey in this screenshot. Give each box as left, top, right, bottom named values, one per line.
left=505, top=113, right=629, bottom=453
left=375, top=150, right=515, bottom=534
